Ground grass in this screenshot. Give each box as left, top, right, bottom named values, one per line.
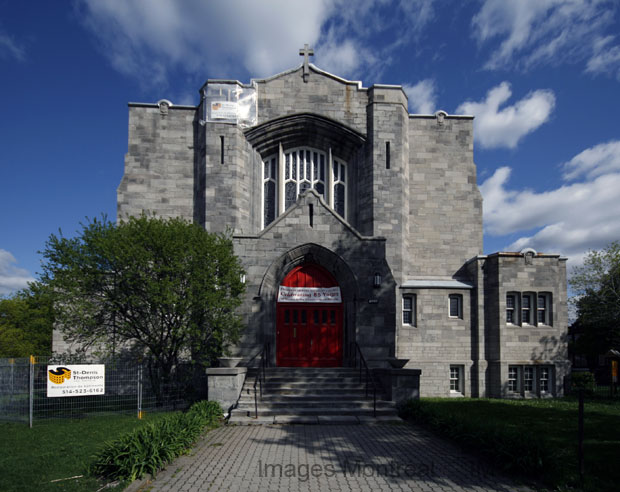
left=0, top=412, right=175, bottom=492
left=400, top=397, right=620, bottom=491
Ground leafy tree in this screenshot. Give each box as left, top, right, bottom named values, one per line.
left=40, top=215, right=245, bottom=398
left=0, top=282, right=55, bottom=357
left=570, top=241, right=620, bottom=359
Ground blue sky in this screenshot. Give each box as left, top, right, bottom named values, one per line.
left=2, top=0, right=620, bottom=295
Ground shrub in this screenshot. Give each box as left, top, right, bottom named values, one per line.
left=570, top=371, right=596, bottom=394
left=89, top=400, right=222, bottom=482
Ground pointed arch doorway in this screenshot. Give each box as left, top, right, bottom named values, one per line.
left=276, top=263, right=343, bottom=367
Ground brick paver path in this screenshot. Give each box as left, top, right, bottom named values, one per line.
left=137, top=424, right=533, bottom=491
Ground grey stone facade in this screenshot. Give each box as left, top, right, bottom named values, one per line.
left=107, top=62, right=570, bottom=398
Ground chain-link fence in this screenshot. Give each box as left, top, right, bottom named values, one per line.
left=567, top=384, right=620, bottom=400
left=0, top=356, right=207, bottom=426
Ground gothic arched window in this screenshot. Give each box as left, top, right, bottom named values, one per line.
left=262, top=146, right=347, bottom=228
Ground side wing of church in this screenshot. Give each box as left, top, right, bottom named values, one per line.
left=114, top=59, right=569, bottom=398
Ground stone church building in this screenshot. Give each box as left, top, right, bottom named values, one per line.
left=114, top=50, right=569, bottom=398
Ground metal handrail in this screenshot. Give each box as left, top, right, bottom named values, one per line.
left=350, top=342, right=377, bottom=417
left=253, top=341, right=270, bottom=419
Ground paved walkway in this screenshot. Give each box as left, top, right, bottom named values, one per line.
left=131, top=423, right=533, bottom=492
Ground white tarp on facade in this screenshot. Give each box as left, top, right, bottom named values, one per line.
left=203, top=82, right=257, bottom=128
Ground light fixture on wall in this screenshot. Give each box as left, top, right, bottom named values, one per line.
left=373, top=273, right=381, bottom=288
left=240, top=274, right=246, bottom=284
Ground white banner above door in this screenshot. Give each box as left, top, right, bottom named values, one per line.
left=278, top=286, right=342, bottom=303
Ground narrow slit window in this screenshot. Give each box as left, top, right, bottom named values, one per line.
left=220, top=136, right=225, bottom=164
left=386, top=141, right=390, bottom=169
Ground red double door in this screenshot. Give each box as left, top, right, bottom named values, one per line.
left=276, top=264, right=343, bottom=367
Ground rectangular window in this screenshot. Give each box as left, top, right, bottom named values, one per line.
left=537, top=293, right=552, bottom=325
left=449, top=294, right=462, bottom=319
left=522, top=294, right=533, bottom=324
left=508, top=366, right=520, bottom=392
left=403, top=295, right=416, bottom=326
left=506, top=293, right=517, bottom=324
left=539, top=367, right=550, bottom=392
left=524, top=366, right=535, bottom=392
left=450, top=365, right=463, bottom=393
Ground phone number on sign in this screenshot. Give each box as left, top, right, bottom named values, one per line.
left=61, top=388, right=104, bottom=395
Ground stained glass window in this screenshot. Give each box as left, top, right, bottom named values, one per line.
left=264, top=181, right=275, bottom=226
left=333, top=159, right=347, bottom=218
left=262, top=147, right=345, bottom=227
left=285, top=182, right=296, bottom=209
left=335, top=184, right=345, bottom=217
left=262, top=157, right=277, bottom=227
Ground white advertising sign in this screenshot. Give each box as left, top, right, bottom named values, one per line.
left=210, top=101, right=238, bottom=120
left=47, top=364, right=105, bottom=397
left=278, top=286, right=342, bottom=303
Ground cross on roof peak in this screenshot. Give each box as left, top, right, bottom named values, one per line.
left=299, top=44, right=314, bottom=83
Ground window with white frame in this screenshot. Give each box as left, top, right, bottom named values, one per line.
left=524, top=366, right=535, bottom=392
left=508, top=365, right=554, bottom=396
left=450, top=365, right=463, bottom=393
left=537, top=293, right=552, bottom=325
left=506, top=291, right=553, bottom=326
left=284, top=148, right=326, bottom=210
left=508, top=366, right=520, bottom=392
left=522, top=293, right=534, bottom=325
left=448, top=294, right=462, bottom=319
left=402, top=295, right=416, bottom=326
left=261, top=147, right=348, bottom=228
left=506, top=293, right=518, bottom=324
left=539, top=366, right=551, bottom=393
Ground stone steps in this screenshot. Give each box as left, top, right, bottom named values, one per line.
left=228, top=367, right=400, bottom=425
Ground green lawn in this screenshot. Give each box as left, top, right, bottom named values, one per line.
left=402, top=397, right=620, bottom=491
left=0, top=412, right=175, bottom=492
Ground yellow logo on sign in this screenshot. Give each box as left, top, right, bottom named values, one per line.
left=48, top=367, right=72, bottom=385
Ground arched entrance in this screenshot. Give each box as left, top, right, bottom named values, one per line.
left=276, top=263, right=343, bottom=367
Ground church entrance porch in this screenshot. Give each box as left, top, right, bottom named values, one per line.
left=276, top=264, right=343, bottom=367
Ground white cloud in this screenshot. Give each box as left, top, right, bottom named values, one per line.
left=586, top=35, right=620, bottom=81
left=480, top=140, right=620, bottom=263
left=0, top=29, right=26, bottom=62
left=79, top=0, right=333, bottom=83
left=456, top=82, right=555, bottom=149
left=403, top=79, right=437, bottom=114
left=77, top=0, right=438, bottom=86
left=316, top=32, right=376, bottom=78
left=562, top=140, right=620, bottom=181
left=472, top=0, right=617, bottom=73
left=0, top=249, right=35, bottom=296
